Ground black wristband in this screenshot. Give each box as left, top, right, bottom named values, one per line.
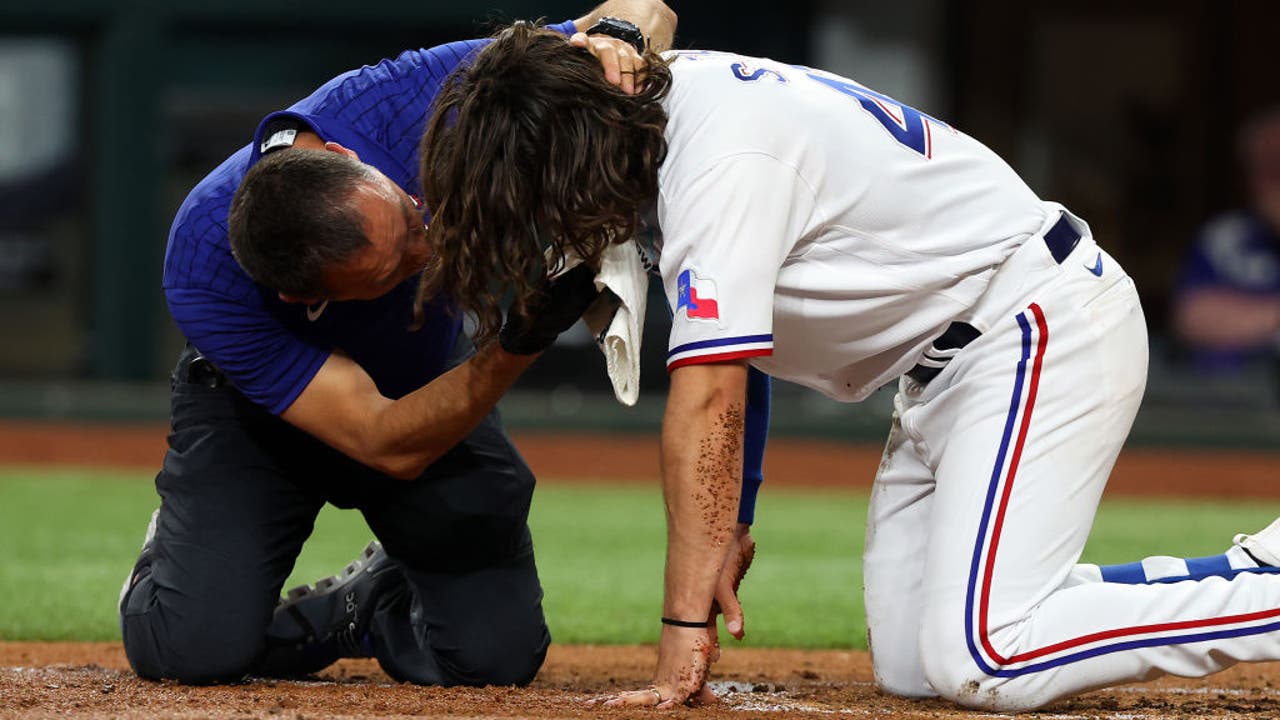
left=497, top=264, right=601, bottom=355
left=661, top=616, right=707, bottom=628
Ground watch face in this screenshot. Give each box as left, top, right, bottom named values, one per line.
left=260, top=127, right=298, bottom=154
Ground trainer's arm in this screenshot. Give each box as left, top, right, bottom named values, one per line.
left=282, top=344, right=534, bottom=480
left=280, top=264, right=597, bottom=480
left=574, top=0, right=677, bottom=52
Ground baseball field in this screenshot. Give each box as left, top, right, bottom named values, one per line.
left=3, top=420, right=1280, bottom=719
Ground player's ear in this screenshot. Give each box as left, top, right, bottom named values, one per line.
left=278, top=291, right=319, bottom=305
left=324, top=142, right=361, bottom=162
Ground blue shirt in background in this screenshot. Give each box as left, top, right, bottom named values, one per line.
left=1176, top=209, right=1280, bottom=370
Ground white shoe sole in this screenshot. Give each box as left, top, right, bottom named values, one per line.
left=1233, top=516, right=1280, bottom=567
left=118, top=508, right=159, bottom=615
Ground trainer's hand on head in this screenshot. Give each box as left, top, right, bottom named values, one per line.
left=713, top=523, right=756, bottom=641
left=569, top=32, right=646, bottom=95
left=498, top=264, right=601, bottom=356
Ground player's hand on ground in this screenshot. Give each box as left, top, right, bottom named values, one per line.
left=712, top=523, right=756, bottom=641
left=498, top=264, right=601, bottom=355
left=587, top=624, right=719, bottom=709
left=569, top=33, right=645, bottom=95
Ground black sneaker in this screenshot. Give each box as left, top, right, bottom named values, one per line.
left=257, top=540, right=403, bottom=677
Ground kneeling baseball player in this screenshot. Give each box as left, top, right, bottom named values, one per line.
left=415, top=22, right=1280, bottom=711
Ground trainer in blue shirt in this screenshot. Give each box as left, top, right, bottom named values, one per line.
left=117, top=2, right=678, bottom=687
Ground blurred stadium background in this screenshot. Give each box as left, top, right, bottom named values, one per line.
left=0, top=0, right=1277, bottom=651
left=0, top=0, right=1278, bottom=445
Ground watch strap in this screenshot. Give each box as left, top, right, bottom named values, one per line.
left=584, top=16, right=646, bottom=54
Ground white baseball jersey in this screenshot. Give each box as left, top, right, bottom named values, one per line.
left=655, top=50, right=1052, bottom=401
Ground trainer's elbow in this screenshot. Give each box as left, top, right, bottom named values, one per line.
left=368, top=452, right=434, bottom=481
left=352, top=414, right=442, bottom=480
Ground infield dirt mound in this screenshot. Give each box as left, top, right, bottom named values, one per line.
left=5, top=642, right=1280, bottom=719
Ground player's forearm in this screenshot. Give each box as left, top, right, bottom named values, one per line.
left=659, top=363, right=748, bottom=620
left=362, top=344, right=536, bottom=478
left=575, top=0, right=677, bottom=52
left=1176, top=291, right=1280, bottom=348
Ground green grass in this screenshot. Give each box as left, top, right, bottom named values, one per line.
left=1, top=468, right=1278, bottom=647
left=529, top=485, right=866, bottom=647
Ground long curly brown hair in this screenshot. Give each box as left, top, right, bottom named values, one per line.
left=416, top=21, right=671, bottom=343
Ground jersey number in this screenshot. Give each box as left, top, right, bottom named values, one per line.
left=805, top=72, right=944, bottom=158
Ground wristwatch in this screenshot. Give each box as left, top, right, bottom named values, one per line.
left=584, top=16, right=646, bottom=54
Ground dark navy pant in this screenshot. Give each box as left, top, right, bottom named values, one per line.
left=120, top=343, right=549, bottom=685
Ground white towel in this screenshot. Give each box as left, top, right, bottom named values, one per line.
left=553, top=240, right=648, bottom=406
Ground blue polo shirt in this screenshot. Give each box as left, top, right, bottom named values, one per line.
left=162, top=23, right=576, bottom=415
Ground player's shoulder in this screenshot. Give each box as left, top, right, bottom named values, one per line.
left=664, top=49, right=791, bottom=76
left=662, top=50, right=826, bottom=99
left=658, top=51, right=805, bottom=172
left=663, top=50, right=793, bottom=105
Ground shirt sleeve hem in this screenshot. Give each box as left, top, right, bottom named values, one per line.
left=549, top=18, right=579, bottom=35
left=264, top=350, right=331, bottom=416
left=667, top=347, right=772, bottom=372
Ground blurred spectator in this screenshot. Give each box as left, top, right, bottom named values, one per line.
left=1173, top=107, right=1280, bottom=372
left=0, top=39, right=77, bottom=292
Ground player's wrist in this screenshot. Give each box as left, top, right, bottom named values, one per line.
left=660, top=616, right=707, bottom=628
left=481, top=341, right=542, bottom=369
left=662, top=591, right=716, bottom=623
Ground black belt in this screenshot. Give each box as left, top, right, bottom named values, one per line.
left=905, top=214, right=1080, bottom=385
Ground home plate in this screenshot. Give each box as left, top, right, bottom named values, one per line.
left=708, top=680, right=863, bottom=714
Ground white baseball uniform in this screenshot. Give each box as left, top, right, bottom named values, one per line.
left=651, top=50, right=1280, bottom=711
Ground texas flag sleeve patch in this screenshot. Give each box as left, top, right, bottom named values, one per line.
left=670, top=266, right=768, bottom=368
left=676, top=269, right=719, bottom=321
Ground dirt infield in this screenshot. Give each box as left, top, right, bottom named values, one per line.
left=4, top=421, right=1280, bottom=718
left=6, top=641, right=1280, bottom=719
left=1, top=420, right=1278, bottom=497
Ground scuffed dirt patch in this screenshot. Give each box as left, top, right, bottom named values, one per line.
left=5, top=643, right=1280, bottom=719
